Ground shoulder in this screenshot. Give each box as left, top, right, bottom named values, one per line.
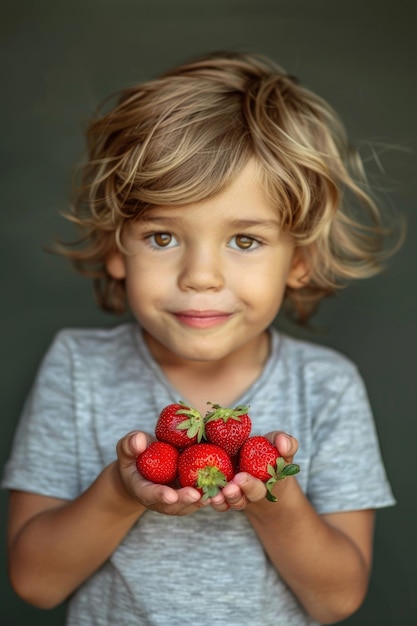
left=275, top=328, right=357, bottom=371
left=51, top=322, right=138, bottom=354
left=272, top=328, right=362, bottom=390
left=40, top=323, right=140, bottom=377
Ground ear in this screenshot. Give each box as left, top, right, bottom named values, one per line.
left=286, top=248, right=311, bottom=290
left=106, top=250, right=126, bottom=280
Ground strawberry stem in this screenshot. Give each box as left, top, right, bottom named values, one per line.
left=175, top=403, right=205, bottom=442
left=196, top=466, right=228, bottom=499
left=265, top=459, right=300, bottom=502
left=205, top=402, right=250, bottom=423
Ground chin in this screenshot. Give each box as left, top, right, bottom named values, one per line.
left=171, top=340, right=235, bottom=363
left=177, top=349, right=227, bottom=363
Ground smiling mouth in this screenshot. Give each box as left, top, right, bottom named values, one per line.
left=172, top=310, right=233, bottom=329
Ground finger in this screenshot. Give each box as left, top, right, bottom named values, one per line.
left=229, top=472, right=267, bottom=503
left=175, top=487, right=203, bottom=507
left=269, top=432, right=299, bottom=462
left=128, top=431, right=153, bottom=456
left=221, top=483, right=248, bottom=510
left=279, top=432, right=299, bottom=460
left=138, top=481, right=180, bottom=506
left=117, top=431, right=153, bottom=462
left=151, top=485, right=202, bottom=508
left=208, top=491, right=230, bottom=512
left=145, top=487, right=203, bottom=516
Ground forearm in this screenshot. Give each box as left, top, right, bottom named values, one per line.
left=245, top=478, right=373, bottom=624
left=8, top=462, right=145, bottom=608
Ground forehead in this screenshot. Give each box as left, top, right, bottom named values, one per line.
left=140, top=160, right=277, bottom=217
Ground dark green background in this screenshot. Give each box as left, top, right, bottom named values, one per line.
left=1, top=1, right=416, bottom=624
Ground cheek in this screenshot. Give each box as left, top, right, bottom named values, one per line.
left=237, top=269, right=286, bottom=316
left=239, top=257, right=289, bottom=294
left=125, top=265, right=171, bottom=308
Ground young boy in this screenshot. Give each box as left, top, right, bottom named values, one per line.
left=2, top=52, right=398, bottom=625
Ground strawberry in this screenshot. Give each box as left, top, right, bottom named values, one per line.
left=155, top=401, right=205, bottom=449
left=136, top=441, right=179, bottom=485
left=178, top=443, right=234, bottom=499
left=238, top=435, right=300, bottom=502
left=204, top=403, right=252, bottom=456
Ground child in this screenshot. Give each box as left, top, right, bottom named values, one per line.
left=2, top=51, right=400, bottom=625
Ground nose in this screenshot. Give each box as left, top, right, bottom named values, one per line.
left=177, top=245, right=224, bottom=292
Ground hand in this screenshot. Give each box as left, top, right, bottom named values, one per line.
left=209, top=431, right=299, bottom=512
left=115, top=431, right=204, bottom=516
left=267, top=430, right=299, bottom=465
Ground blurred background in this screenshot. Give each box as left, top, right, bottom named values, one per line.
left=1, top=1, right=416, bottom=624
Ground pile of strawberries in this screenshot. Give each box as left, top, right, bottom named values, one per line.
left=136, top=402, right=300, bottom=501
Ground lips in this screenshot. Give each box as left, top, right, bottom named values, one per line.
left=172, top=310, right=233, bottom=329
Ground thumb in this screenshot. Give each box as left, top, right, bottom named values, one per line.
left=269, top=431, right=299, bottom=463
left=117, top=430, right=153, bottom=461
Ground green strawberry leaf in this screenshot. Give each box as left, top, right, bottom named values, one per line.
left=176, top=415, right=205, bottom=442
left=177, top=418, right=192, bottom=430
left=265, top=489, right=278, bottom=503
left=278, top=463, right=300, bottom=478
left=205, top=402, right=250, bottom=423
left=267, top=463, right=276, bottom=478
left=264, top=460, right=301, bottom=502
left=197, top=466, right=227, bottom=499
left=275, top=457, right=285, bottom=474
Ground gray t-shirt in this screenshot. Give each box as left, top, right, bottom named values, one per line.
left=2, top=323, right=395, bottom=625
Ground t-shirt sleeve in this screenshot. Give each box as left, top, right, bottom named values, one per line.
left=307, top=362, right=396, bottom=514
left=1, top=331, right=80, bottom=500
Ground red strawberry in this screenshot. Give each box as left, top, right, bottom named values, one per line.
left=238, top=436, right=300, bottom=501
left=178, top=443, right=234, bottom=499
left=204, top=403, right=252, bottom=456
left=136, top=441, right=179, bottom=485
left=155, top=401, right=205, bottom=449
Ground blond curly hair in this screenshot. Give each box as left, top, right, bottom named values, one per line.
left=59, top=51, right=401, bottom=322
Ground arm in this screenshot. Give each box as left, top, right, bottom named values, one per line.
left=216, top=433, right=375, bottom=624
left=243, top=479, right=373, bottom=624
left=6, top=431, right=203, bottom=609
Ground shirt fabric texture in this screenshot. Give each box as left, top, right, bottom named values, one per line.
left=2, top=323, right=396, bottom=625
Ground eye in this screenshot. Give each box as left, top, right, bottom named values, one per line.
left=148, top=232, right=178, bottom=249
left=228, top=235, right=260, bottom=251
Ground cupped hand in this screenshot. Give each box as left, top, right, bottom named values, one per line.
left=209, top=431, right=299, bottom=512
left=115, top=431, right=203, bottom=516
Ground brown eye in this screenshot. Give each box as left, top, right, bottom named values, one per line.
left=234, top=235, right=255, bottom=249
left=153, top=233, right=173, bottom=247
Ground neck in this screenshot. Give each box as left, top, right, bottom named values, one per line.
left=144, top=330, right=271, bottom=414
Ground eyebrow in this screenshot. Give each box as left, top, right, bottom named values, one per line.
left=226, top=219, right=280, bottom=229
left=139, top=214, right=280, bottom=230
